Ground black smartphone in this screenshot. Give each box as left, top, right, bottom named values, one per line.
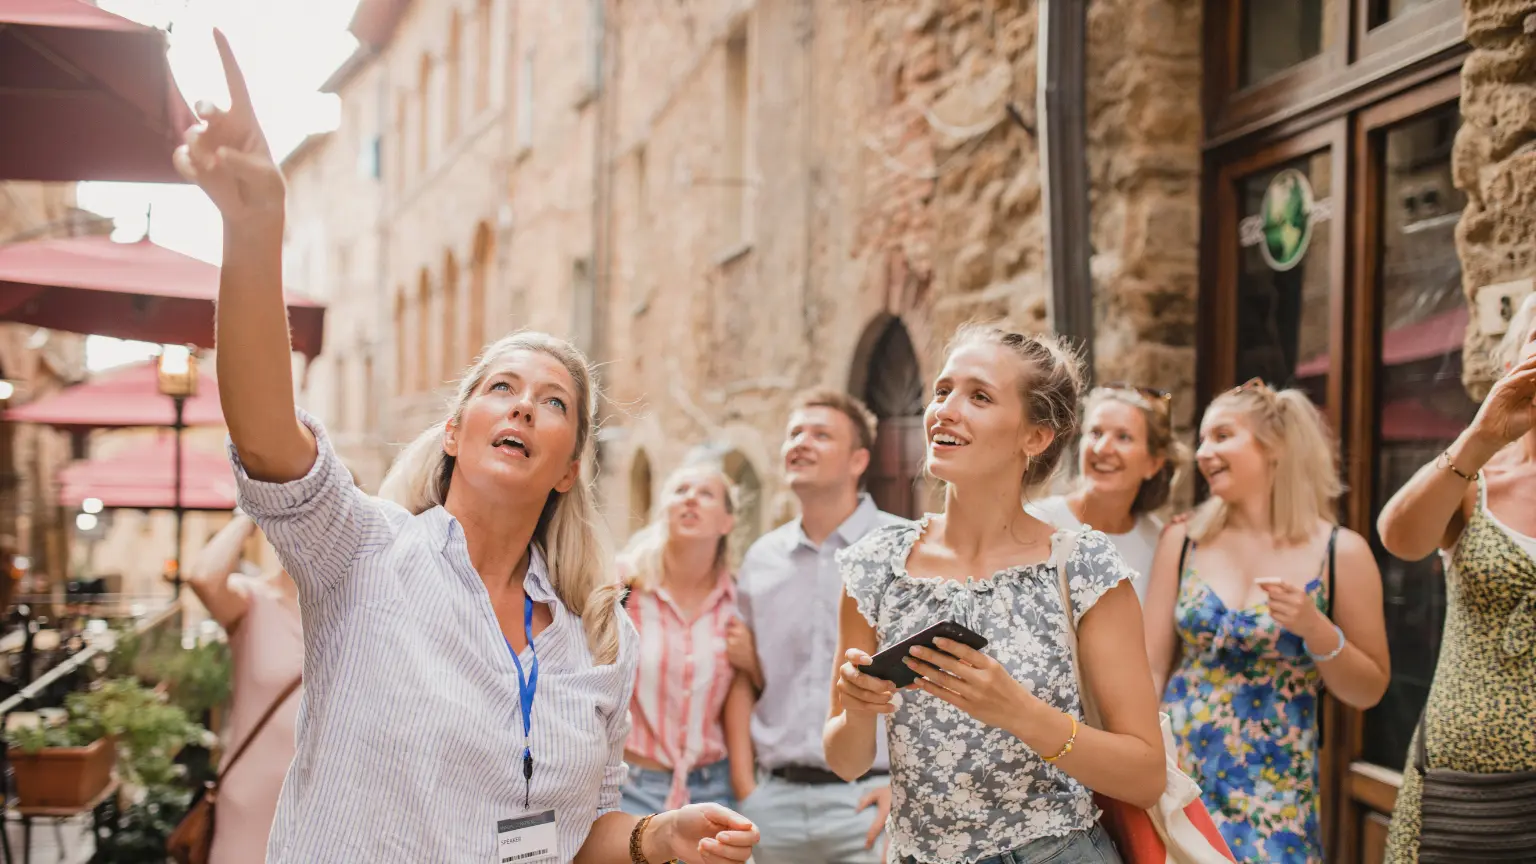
left=856, top=620, right=989, bottom=688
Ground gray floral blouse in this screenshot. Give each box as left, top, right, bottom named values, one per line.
left=837, top=517, right=1135, bottom=864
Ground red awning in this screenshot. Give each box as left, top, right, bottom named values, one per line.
left=1294, top=305, right=1468, bottom=379
left=5, top=360, right=222, bottom=431
left=58, top=434, right=235, bottom=511
left=0, top=0, right=194, bottom=183
left=0, top=236, right=326, bottom=359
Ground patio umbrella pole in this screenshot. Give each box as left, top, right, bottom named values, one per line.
left=172, top=394, right=184, bottom=598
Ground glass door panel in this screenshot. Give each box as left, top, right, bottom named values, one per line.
left=1234, top=150, right=1336, bottom=409
left=1362, top=102, right=1474, bottom=769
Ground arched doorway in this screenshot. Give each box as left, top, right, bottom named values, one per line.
left=468, top=222, right=493, bottom=360
left=441, top=251, right=459, bottom=380
left=721, top=450, right=762, bottom=567
left=628, top=449, right=652, bottom=536
left=856, top=318, right=926, bottom=519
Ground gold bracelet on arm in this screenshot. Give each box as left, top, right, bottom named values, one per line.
left=1042, top=712, right=1079, bottom=763
left=1439, top=450, right=1479, bottom=482
left=629, top=813, right=655, bottom=864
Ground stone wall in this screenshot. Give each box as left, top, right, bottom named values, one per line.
left=295, top=0, right=1205, bottom=542
left=591, top=0, right=1203, bottom=540
left=1456, top=0, right=1536, bottom=395
left=1085, top=0, right=1203, bottom=431
left=285, top=0, right=522, bottom=488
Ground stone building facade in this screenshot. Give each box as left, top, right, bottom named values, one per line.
left=290, top=0, right=1203, bottom=533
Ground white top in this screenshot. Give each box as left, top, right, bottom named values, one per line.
left=1025, top=494, right=1161, bottom=599
left=230, top=409, right=639, bottom=863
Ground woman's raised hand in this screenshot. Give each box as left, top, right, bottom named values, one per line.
left=1469, top=352, right=1536, bottom=447
left=173, top=30, right=285, bottom=224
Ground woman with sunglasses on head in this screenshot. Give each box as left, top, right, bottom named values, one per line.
left=174, top=31, right=758, bottom=864
left=1375, top=294, right=1536, bottom=863
left=824, top=323, right=1165, bottom=864
left=1142, top=379, right=1390, bottom=864
left=1027, top=384, right=1191, bottom=599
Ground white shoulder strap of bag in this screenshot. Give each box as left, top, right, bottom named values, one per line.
left=1051, top=528, right=1104, bottom=727
left=1052, top=531, right=1235, bottom=864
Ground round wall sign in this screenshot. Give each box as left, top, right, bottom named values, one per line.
left=1259, top=168, right=1315, bottom=272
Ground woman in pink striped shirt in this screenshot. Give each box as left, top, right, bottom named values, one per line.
left=619, top=462, right=757, bottom=814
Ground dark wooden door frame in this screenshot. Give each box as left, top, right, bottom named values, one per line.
left=1332, top=70, right=1465, bottom=864
left=1200, top=70, right=1464, bottom=864
left=1202, top=0, right=1464, bottom=147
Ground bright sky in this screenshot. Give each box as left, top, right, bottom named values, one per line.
left=75, top=0, right=361, bottom=370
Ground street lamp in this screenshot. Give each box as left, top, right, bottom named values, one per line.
left=157, top=345, right=197, bottom=597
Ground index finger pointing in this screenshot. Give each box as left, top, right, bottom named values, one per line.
left=213, top=28, right=255, bottom=114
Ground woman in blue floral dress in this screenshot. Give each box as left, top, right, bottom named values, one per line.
left=1142, top=380, right=1391, bottom=864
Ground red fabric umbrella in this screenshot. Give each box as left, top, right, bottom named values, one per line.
left=0, top=235, right=326, bottom=359
left=5, top=360, right=222, bottom=431
left=57, top=434, right=235, bottom=510
left=0, top=0, right=194, bottom=183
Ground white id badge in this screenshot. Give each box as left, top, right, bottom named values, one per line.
left=496, top=810, right=558, bottom=864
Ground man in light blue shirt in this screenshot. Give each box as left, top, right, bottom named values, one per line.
left=725, top=388, right=910, bottom=864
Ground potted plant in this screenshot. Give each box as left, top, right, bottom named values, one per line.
left=78, top=677, right=209, bottom=861
left=5, top=676, right=208, bottom=812
left=5, top=713, right=114, bottom=810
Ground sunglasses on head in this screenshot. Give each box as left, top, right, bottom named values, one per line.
left=1095, top=381, right=1173, bottom=414
left=1101, top=381, right=1171, bottom=401
left=1227, top=376, right=1274, bottom=396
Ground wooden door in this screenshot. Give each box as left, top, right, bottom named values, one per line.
left=1333, top=74, right=1469, bottom=864
left=1203, top=73, right=1469, bottom=864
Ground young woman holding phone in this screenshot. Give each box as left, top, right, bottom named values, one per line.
left=822, top=324, right=1164, bottom=864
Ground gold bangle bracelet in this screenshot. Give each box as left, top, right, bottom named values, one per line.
left=629, top=813, right=655, bottom=864
left=1439, top=450, right=1479, bottom=483
left=1043, top=713, right=1078, bottom=763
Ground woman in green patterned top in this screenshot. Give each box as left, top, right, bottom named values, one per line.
left=1377, top=293, right=1536, bottom=862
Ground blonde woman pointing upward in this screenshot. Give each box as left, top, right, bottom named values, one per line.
left=175, top=30, right=758, bottom=864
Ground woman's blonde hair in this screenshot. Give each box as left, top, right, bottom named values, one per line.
left=377, top=331, right=624, bottom=665
left=1188, top=382, right=1341, bottom=544
left=618, top=462, right=739, bottom=594
left=943, top=322, right=1085, bottom=491
left=1081, top=386, right=1192, bottom=517
left=1494, top=292, right=1536, bottom=372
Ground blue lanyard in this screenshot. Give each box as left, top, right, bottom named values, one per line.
left=505, top=594, right=539, bottom=807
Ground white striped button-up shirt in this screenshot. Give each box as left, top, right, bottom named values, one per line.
left=230, top=410, right=639, bottom=863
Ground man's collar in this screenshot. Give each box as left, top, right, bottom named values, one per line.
left=794, top=493, right=881, bottom=550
